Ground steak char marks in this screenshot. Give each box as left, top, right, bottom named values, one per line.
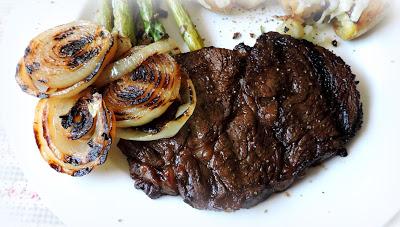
left=118, top=32, right=363, bottom=211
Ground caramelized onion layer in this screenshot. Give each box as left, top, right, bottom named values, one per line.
left=16, top=21, right=117, bottom=98
left=115, top=35, right=132, bottom=59
left=95, top=38, right=180, bottom=87
left=34, top=89, right=115, bottom=176
left=117, top=73, right=196, bottom=141
left=104, top=54, right=181, bottom=128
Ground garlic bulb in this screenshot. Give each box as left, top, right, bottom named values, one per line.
left=197, top=0, right=266, bottom=13
left=279, top=0, right=388, bottom=40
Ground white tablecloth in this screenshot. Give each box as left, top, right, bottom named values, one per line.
left=0, top=1, right=65, bottom=226
left=0, top=127, right=65, bottom=227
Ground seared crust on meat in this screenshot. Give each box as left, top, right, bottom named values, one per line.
left=118, top=32, right=363, bottom=210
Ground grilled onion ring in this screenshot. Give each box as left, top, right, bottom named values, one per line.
left=34, top=89, right=115, bottom=176
left=117, top=74, right=196, bottom=141
left=104, top=54, right=181, bottom=128
left=115, top=35, right=133, bottom=59
left=95, top=38, right=180, bottom=87
left=16, top=21, right=117, bottom=98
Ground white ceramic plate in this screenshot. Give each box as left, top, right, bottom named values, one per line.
left=1, top=0, right=399, bottom=226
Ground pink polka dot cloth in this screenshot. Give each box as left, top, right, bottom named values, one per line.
left=0, top=127, right=65, bottom=227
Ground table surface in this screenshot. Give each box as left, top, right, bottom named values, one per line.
left=0, top=1, right=399, bottom=227
left=0, top=2, right=64, bottom=227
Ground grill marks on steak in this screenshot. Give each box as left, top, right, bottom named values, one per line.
left=118, top=47, right=243, bottom=203
left=118, top=32, right=363, bottom=211
left=173, top=48, right=246, bottom=209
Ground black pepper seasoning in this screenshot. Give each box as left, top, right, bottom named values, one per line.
left=284, top=26, right=289, bottom=33
left=233, top=32, right=242, bottom=39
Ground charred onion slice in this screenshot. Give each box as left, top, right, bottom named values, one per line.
left=95, top=38, right=180, bottom=87
left=34, top=90, right=115, bottom=176
left=115, top=35, right=133, bottom=59
left=104, top=54, right=181, bottom=127
left=16, top=21, right=116, bottom=98
left=117, top=75, right=196, bottom=141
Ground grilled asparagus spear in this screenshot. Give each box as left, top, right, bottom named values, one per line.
left=112, top=0, right=136, bottom=45
left=96, top=0, right=113, bottom=31
left=166, top=0, right=204, bottom=51
left=137, top=0, right=167, bottom=42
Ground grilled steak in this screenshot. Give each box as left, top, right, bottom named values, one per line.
left=118, top=32, right=363, bottom=211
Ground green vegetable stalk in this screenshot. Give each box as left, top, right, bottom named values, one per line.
left=166, top=0, right=204, bottom=51
left=112, top=0, right=136, bottom=45
left=137, top=0, right=166, bottom=42
left=96, top=0, right=113, bottom=31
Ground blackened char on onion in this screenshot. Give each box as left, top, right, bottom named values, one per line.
left=118, top=32, right=363, bottom=211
